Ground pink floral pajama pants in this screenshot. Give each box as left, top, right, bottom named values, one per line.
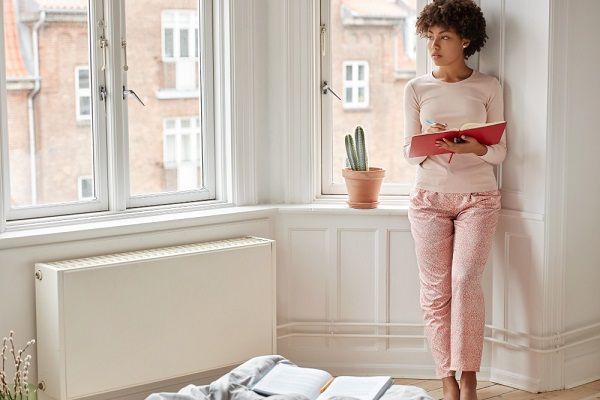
left=407, top=188, right=501, bottom=378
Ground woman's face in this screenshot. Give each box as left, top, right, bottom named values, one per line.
left=426, top=25, right=470, bottom=67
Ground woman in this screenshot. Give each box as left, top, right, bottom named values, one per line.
left=403, top=1, right=506, bottom=399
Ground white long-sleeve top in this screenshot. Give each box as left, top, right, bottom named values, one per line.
left=403, top=69, right=506, bottom=193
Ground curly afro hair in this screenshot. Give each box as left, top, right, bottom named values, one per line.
left=415, top=0, right=488, bottom=59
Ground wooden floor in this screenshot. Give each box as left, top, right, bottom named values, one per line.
left=393, top=378, right=600, bottom=400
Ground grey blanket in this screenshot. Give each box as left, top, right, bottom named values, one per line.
left=146, top=355, right=433, bottom=400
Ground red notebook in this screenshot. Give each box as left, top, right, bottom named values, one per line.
left=408, top=121, right=507, bottom=158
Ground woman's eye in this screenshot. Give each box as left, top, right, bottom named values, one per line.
left=442, top=36, right=449, bottom=40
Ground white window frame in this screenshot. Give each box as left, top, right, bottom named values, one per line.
left=0, top=0, right=221, bottom=229
left=75, top=65, right=92, bottom=121
left=319, top=0, right=429, bottom=196
left=342, top=61, right=369, bottom=109
left=126, top=2, right=213, bottom=208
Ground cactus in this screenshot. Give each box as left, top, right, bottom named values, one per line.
left=355, top=126, right=367, bottom=170
left=344, top=125, right=369, bottom=171
left=345, top=134, right=359, bottom=170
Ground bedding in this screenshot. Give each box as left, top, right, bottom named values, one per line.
left=146, top=355, right=433, bottom=400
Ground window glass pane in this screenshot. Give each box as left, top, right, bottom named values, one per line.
left=79, top=176, right=94, bottom=200
left=195, top=28, right=199, bottom=58
left=180, top=29, right=189, bottom=57
left=78, top=68, right=89, bottom=89
left=80, top=96, right=91, bottom=116
left=164, top=134, right=176, bottom=165
left=164, top=28, right=174, bottom=58
left=345, top=88, right=352, bottom=103
left=329, top=0, right=417, bottom=185
left=180, top=134, right=192, bottom=162
left=3, top=0, right=95, bottom=207
left=127, top=2, right=202, bottom=197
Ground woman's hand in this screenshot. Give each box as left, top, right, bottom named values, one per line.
left=423, top=122, right=448, bottom=133
left=435, top=135, right=488, bottom=156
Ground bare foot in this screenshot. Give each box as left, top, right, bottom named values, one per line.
left=442, top=375, right=460, bottom=400
left=459, top=371, right=478, bottom=400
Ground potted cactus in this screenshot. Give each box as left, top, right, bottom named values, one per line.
left=342, top=126, right=385, bottom=209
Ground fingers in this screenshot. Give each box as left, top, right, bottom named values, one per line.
left=423, top=122, right=448, bottom=133
left=424, top=125, right=447, bottom=133
left=460, top=135, right=478, bottom=143
left=435, top=138, right=455, bottom=151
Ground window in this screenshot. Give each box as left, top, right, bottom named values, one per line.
left=0, top=0, right=217, bottom=225
left=78, top=176, right=94, bottom=200
left=320, top=0, right=425, bottom=196
left=163, top=117, right=201, bottom=191
left=75, top=66, right=91, bottom=121
left=161, top=10, right=199, bottom=91
left=342, top=61, right=369, bottom=109
left=404, top=14, right=417, bottom=61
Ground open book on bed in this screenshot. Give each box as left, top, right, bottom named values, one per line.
left=408, top=120, right=506, bottom=158
left=252, top=363, right=393, bottom=400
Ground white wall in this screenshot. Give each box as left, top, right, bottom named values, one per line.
left=267, top=0, right=599, bottom=393
left=561, top=0, right=600, bottom=387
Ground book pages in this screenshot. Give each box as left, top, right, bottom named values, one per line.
left=316, top=376, right=393, bottom=400
left=252, top=363, right=332, bottom=399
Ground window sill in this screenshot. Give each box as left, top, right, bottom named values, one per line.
left=277, top=202, right=409, bottom=216
left=0, top=203, right=277, bottom=250
left=76, top=118, right=91, bottom=127
left=0, top=197, right=412, bottom=248
left=155, top=89, right=200, bottom=99
left=342, top=106, right=372, bottom=112
left=0, top=195, right=541, bottom=250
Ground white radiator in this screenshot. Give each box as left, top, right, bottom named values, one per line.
left=34, top=236, right=276, bottom=400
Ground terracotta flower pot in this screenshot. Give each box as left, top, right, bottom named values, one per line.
left=342, top=167, right=385, bottom=209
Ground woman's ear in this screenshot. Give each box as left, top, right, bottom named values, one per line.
left=462, top=40, right=471, bottom=48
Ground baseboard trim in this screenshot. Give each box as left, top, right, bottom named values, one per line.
left=73, top=364, right=238, bottom=400
left=291, top=361, right=493, bottom=381
left=489, top=367, right=543, bottom=394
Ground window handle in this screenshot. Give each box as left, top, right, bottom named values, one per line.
left=121, top=39, right=129, bottom=71
left=320, top=24, right=327, bottom=57
left=123, top=86, right=145, bottom=106
left=99, top=36, right=108, bottom=71
left=321, top=81, right=341, bottom=101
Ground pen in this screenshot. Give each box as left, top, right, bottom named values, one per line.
left=320, top=377, right=334, bottom=393
left=425, top=118, right=442, bottom=125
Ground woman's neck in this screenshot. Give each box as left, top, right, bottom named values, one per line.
left=432, top=64, right=473, bottom=83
